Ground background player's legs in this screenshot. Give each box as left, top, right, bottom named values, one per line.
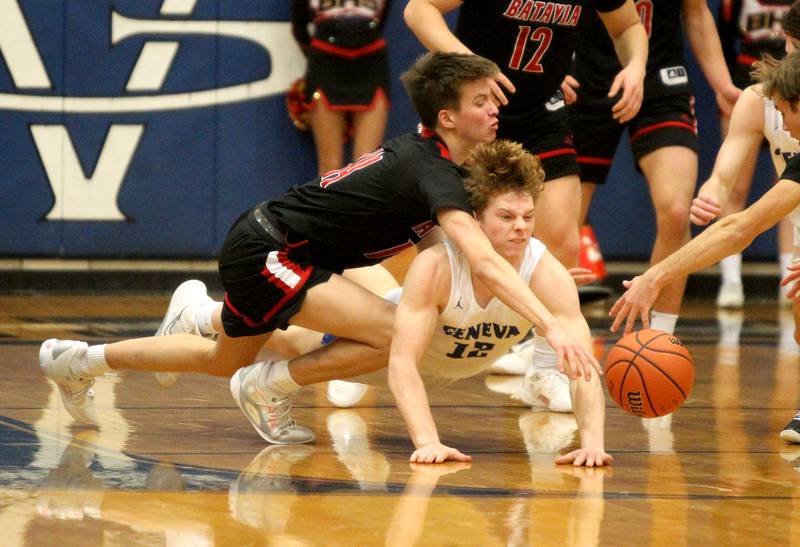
left=309, top=101, right=347, bottom=175
left=533, top=174, right=582, bottom=268
left=638, top=146, right=696, bottom=333
left=579, top=183, right=598, bottom=226
left=350, top=94, right=389, bottom=159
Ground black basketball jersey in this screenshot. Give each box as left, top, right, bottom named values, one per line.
left=455, top=0, right=625, bottom=128
left=573, top=0, right=687, bottom=100
left=265, top=130, right=473, bottom=272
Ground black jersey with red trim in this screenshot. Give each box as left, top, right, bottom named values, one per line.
left=780, top=154, right=800, bottom=183
left=573, top=0, right=687, bottom=100
left=455, top=0, right=625, bottom=128
left=265, top=130, right=472, bottom=272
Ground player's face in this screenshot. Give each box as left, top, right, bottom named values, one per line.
left=448, top=78, right=499, bottom=145
left=476, top=191, right=535, bottom=263
left=775, top=96, right=800, bottom=139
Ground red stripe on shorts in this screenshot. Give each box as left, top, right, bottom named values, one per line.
left=577, top=156, right=613, bottom=165
left=537, top=147, right=576, bottom=160
left=630, top=121, right=696, bottom=143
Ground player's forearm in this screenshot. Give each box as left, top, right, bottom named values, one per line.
left=610, top=22, right=648, bottom=72
left=404, top=0, right=471, bottom=53
left=388, top=360, right=441, bottom=447
left=684, top=9, right=735, bottom=93
left=571, top=374, right=606, bottom=448
left=648, top=214, right=757, bottom=290
left=473, top=253, right=559, bottom=335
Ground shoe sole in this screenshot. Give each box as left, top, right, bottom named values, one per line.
left=230, top=367, right=315, bottom=445
left=153, top=280, right=207, bottom=387
left=780, top=429, right=800, bottom=444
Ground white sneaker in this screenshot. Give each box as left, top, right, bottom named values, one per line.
left=153, top=279, right=213, bottom=387
left=39, top=339, right=97, bottom=425
left=488, top=338, right=534, bottom=375
left=326, top=380, right=369, bottom=407
left=513, top=368, right=572, bottom=413
left=484, top=374, right=524, bottom=396
left=716, top=280, right=744, bottom=308
left=230, top=363, right=315, bottom=445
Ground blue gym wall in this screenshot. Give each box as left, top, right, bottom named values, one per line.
left=0, top=0, right=778, bottom=259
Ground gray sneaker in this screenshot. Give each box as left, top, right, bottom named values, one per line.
left=154, top=279, right=212, bottom=387
left=39, top=339, right=97, bottom=425
left=230, top=363, right=315, bottom=445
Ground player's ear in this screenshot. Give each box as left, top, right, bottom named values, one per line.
left=438, top=108, right=456, bottom=129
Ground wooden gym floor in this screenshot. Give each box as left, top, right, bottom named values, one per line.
left=0, top=292, right=799, bottom=546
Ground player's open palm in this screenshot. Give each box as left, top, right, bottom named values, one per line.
left=555, top=446, right=614, bottom=467
left=410, top=442, right=472, bottom=464
left=545, top=326, right=601, bottom=381
left=609, top=275, right=659, bottom=334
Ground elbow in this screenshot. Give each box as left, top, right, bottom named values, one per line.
left=718, top=213, right=759, bottom=250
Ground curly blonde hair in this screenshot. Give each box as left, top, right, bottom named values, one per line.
left=754, top=51, right=800, bottom=107
left=462, top=140, right=545, bottom=213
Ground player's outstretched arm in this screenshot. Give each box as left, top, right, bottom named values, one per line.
left=597, top=0, right=648, bottom=123
left=611, top=179, right=800, bottom=333
left=403, top=0, right=516, bottom=105
left=438, top=208, right=601, bottom=380
left=387, top=247, right=472, bottom=464
left=691, top=87, right=767, bottom=225
left=682, top=0, right=741, bottom=115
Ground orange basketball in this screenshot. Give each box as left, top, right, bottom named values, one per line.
left=604, top=329, right=694, bottom=418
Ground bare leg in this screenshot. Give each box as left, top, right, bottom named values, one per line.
left=579, top=182, right=597, bottom=226
left=638, top=146, right=696, bottom=315
left=309, top=98, right=347, bottom=175
left=350, top=93, right=389, bottom=158
left=534, top=174, right=582, bottom=268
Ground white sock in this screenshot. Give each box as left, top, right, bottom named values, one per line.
left=531, top=334, right=557, bottom=371
left=717, top=313, right=742, bottom=346
left=83, top=344, right=113, bottom=376
left=259, top=359, right=301, bottom=395
left=720, top=254, right=742, bottom=285
left=196, top=301, right=220, bottom=335
left=650, top=311, right=678, bottom=335
left=781, top=252, right=794, bottom=279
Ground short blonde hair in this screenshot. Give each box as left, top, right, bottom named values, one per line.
left=462, top=140, right=545, bottom=213
left=754, top=51, right=800, bottom=108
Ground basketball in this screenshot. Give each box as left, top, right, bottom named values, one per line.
left=604, top=329, right=694, bottom=418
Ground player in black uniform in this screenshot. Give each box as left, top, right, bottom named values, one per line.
left=37, top=52, right=601, bottom=449
left=404, top=0, right=648, bottom=411
left=569, top=0, right=741, bottom=339
left=714, top=0, right=794, bottom=308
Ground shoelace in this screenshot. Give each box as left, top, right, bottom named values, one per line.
left=61, top=377, right=95, bottom=399
left=261, top=394, right=296, bottom=431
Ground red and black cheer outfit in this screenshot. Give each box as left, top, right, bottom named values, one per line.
left=291, top=0, right=391, bottom=111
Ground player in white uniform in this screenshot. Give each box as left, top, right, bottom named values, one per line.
left=608, top=48, right=800, bottom=444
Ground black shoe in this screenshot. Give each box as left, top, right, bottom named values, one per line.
left=780, top=414, right=800, bottom=444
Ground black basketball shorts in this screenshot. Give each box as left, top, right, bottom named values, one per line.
left=218, top=208, right=334, bottom=337
left=570, top=93, right=698, bottom=185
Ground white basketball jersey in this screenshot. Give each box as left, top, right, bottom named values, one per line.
left=386, top=238, right=546, bottom=380
left=764, top=98, right=800, bottom=231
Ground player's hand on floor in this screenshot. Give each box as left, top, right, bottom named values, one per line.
left=689, top=189, right=722, bottom=226
left=568, top=267, right=597, bottom=287
left=410, top=442, right=472, bottom=464
left=489, top=71, right=516, bottom=106
left=609, top=275, right=659, bottom=334
left=555, top=447, right=614, bottom=467
left=609, top=64, right=644, bottom=123
left=561, top=75, right=580, bottom=104
left=781, top=261, right=800, bottom=300
left=544, top=326, right=602, bottom=381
